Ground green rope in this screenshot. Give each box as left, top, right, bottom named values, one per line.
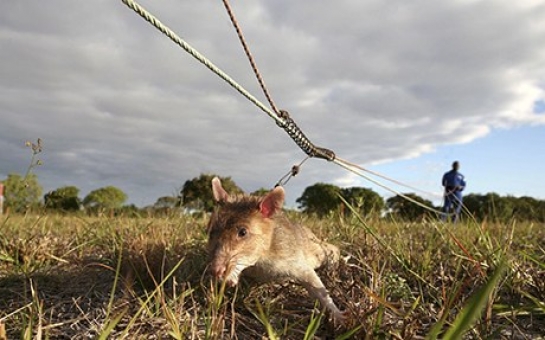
left=121, top=0, right=283, bottom=126
left=121, top=0, right=337, bottom=161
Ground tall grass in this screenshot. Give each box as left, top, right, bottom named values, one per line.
left=0, top=212, right=543, bottom=338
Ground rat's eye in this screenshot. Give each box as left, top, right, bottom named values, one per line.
left=237, top=227, right=248, bottom=238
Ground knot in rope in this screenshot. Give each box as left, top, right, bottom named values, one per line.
left=277, top=110, right=336, bottom=161
left=275, top=157, right=309, bottom=187
left=290, top=164, right=300, bottom=176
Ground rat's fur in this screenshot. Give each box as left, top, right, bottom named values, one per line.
left=206, top=177, right=344, bottom=319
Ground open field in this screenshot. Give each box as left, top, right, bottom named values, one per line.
left=0, top=213, right=544, bottom=339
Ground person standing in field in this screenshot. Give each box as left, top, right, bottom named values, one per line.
left=442, top=161, right=466, bottom=223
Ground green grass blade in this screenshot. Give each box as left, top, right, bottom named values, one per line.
left=435, top=260, right=507, bottom=340
left=119, top=256, right=186, bottom=338
left=249, top=298, right=278, bottom=340
left=97, top=308, right=127, bottom=340
left=303, top=304, right=323, bottom=340
left=105, top=246, right=124, bottom=320
left=514, top=289, right=545, bottom=314
left=339, top=195, right=428, bottom=285
left=335, top=325, right=363, bottom=340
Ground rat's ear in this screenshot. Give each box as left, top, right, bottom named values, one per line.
left=212, top=177, right=230, bottom=202
left=259, top=186, right=285, bottom=218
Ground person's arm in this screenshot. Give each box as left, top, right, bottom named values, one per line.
left=459, top=177, right=466, bottom=191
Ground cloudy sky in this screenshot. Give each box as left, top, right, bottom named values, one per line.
left=1, top=0, right=544, bottom=208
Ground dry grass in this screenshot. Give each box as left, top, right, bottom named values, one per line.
left=0, top=213, right=544, bottom=339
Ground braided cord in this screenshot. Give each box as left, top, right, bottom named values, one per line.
left=121, top=0, right=282, bottom=126
left=221, top=0, right=280, bottom=116
left=121, top=0, right=335, bottom=161
left=278, top=111, right=335, bottom=161
left=220, top=0, right=334, bottom=160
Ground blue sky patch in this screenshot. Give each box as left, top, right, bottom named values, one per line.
left=534, top=99, right=545, bottom=113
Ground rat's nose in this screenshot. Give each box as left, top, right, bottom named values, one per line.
left=211, top=263, right=226, bottom=279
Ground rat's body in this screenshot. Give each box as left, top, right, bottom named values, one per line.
left=207, top=177, right=344, bottom=319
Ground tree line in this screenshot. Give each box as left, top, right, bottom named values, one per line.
left=1, top=173, right=129, bottom=215
left=1, top=172, right=544, bottom=222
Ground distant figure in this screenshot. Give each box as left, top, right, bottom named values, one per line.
left=442, top=161, right=466, bottom=223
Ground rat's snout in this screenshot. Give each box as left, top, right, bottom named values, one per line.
left=208, top=242, right=228, bottom=280
left=210, top=262, right=226, bottom=279
left=209, top=259, right=240, bottom=286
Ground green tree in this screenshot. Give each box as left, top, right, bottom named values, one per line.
left=386, top=193, right=434, bottom=221
left=296, top=183, right=342, bottom=217
left=152, top=195, right=181, bottom=216
left=116, top=204, right=141, bottom=217
left=251, top=187, right=272, bottom=197
left=154, top=196, right=180, bottom=209
left=512, top=196, right=538, bottom=221
left=465, top=193, right=545, bottom=222
left=2, top=172, right=43, bottom=213
left=83, top=186, right=127, bottom=213
left=536, top=200, right=545, bottom=223
left=463, top=193, right=485, bottom=220
left=181, top=174, right=242, bottom=212
left=341, top=186, right=384, bottom=216
left=470, top=192, right=513, bottom=222
left=297, top=183, right=384, bottom=217
left=489, top=193, right=515, bottom=222
left=44, top=186, right=82, bottom=212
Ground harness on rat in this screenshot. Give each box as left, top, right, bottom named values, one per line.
left=120, top=0, right=447, bottom=216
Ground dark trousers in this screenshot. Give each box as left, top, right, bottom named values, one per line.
left=443, top=191, right=462, bottom=222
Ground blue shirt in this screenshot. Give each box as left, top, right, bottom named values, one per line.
left=442, top=170, right=466, bottom=192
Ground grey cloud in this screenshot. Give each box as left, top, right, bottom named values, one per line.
left=1, top=0, right=544, bottom=207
